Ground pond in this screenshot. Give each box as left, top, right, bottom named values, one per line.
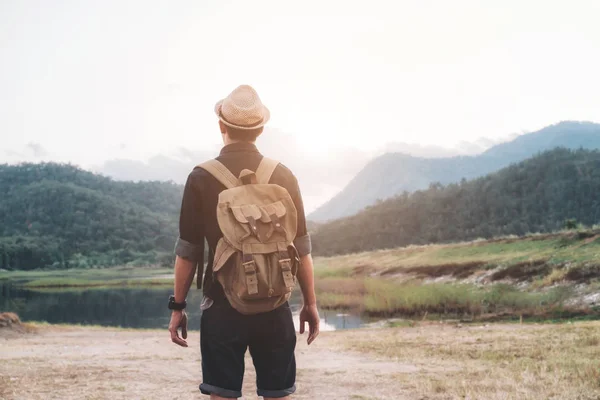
left=0, top=282, right=369, bottom=331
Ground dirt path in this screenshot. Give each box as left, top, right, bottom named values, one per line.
left=0, top=326, right=416, bottom=400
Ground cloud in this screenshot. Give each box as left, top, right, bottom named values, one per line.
left=95, top=128, right=370, bottom=212
left=2, top=143, right=50, bottom=163
left=177, top=147, right=206, bottom=163
left=26, top=142, right=47, bottom=157
left=94, top=128, right=515, bottom=212
left=4, top=149, right=24, bottom=158
left=96, top=155, right=203, bottom=184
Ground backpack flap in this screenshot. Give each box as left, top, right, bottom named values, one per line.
left=231, top=204, right=262, bottom=241
left=217, top=184, right=297, bottom=250
left=230, top=201, right=288, bottom=243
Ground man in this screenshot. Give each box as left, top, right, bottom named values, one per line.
left=168, top=85, right=320, bottom=400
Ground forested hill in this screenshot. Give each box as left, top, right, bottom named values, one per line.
left=309, top=121, right=600, bottom=221
left=311, top=148, right=600, bottom=256
left=0, top=163, right=184, bottom=270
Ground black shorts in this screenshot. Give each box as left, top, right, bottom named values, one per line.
left=199, top=298, right=296, bottom=399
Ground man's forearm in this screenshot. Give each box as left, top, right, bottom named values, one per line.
left=173, top=255, right=197, bottom=303
left=297, top=254, right=317, bottom=306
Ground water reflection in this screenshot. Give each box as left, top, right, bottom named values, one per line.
left=0, top=282, right=194, bottom=329
left=1, top=282, right=367, bottom=330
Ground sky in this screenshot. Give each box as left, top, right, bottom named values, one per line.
left=2, top=0, right=600, bottom=211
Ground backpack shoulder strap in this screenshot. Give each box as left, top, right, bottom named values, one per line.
left=255, top=157, right=279, bottom=184
left=197, top=159, right=238, bottom=189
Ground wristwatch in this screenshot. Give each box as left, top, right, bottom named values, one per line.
left=168, top=295, right=187, bottom=311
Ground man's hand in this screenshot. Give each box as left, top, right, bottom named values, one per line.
left=169, top=310, right=188, bottom=347
left=299, top=304, right=320, bottom=345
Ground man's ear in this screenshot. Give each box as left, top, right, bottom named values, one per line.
left=219, top=120, right=227, bottom=134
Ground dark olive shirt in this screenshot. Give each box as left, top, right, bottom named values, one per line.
left=174, top=142, right=311, bottom=301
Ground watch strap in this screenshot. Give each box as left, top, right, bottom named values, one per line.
left=168, top=295, right=187, bottom=310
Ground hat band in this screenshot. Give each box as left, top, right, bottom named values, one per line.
left=219, top=110, right=264, bottom=129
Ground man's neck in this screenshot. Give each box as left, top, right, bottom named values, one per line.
left=223, top=139, right=256, bottom=146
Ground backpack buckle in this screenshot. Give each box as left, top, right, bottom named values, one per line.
left=278, top=256, right=295, bottom=289
left=278, top=258, right=292, bottom=270
left=243, top=261, right=256, bottom=274
left=242, top=258, right=258, bottom=295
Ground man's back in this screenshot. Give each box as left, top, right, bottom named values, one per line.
left=168, top=85, right=319, bottom=400
left=176, top=141, right=311, bottom=300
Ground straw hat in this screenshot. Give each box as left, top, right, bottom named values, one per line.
left=214, top=85, right=270, bottom=130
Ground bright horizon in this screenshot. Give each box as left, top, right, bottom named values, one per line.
left=2, top=1, right=600, bottom=211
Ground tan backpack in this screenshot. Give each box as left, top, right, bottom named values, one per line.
left=198, top=157, right=299, bottom=315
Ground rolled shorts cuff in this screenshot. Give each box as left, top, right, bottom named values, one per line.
left=199, top=383, right=241, bottom=398
left=257, top=384, right=297, bottom=398
left=293, top=234, right=312, bottom=257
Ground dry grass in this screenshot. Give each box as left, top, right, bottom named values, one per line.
left=316, top=277, right=575, bottom=319
left=536, top=267, right=569, bottom=288
left=0, top=312, right=38, bottom=338
left=329, top=321, right=600, bottom=400
left=400, top=261, right=488, bottom=278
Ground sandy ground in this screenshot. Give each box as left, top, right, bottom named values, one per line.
left=3, top=322, right=599, bottom=400
left=0, top=326, right=417, bottom=400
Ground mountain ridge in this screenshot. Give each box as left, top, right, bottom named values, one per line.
left=309, top=121, right=600, bottom=222
left=311, top=147, right=600, bottom=256
left=0, top=162, right=183, bottom=270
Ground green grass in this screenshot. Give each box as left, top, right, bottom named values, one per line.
left=21, top=277, right=173, bottom=289
left=0, top=266, right=174, bottom=288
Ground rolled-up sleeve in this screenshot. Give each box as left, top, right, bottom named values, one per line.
left=175, top=171, right=205, bottom=264
left=174, top=237, right=204, bottom=263
left=293, top=234, right=312, bottom=257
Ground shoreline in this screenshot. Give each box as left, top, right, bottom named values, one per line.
left=3, top=229, right=600, bottom=326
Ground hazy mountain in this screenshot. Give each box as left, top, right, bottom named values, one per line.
left=312, top=148, right=600, bottom=256
left=88, top=130, right=506, bottom=214
left=309, top=121, right=600, bottom=221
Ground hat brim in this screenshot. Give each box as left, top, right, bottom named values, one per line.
left=214, top=100, right=270, bottom=130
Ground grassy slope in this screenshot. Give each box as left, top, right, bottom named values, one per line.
left=316, top=231, right=600, bottom=274
left=313, top=230, right=600, bottom=318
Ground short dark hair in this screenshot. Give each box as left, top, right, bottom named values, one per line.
left=226, top=126, right=263, bottom=142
